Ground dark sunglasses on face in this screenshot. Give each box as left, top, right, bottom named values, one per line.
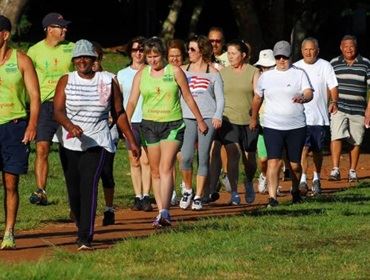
left=209, top=39, right=222, bottom=44
left=275, top=55, right=289, bottom=60
left=49, top=25, right=66, bottom=29
left=189, top=47, right=198, bottom=52
left=131, top=48, right=144, bottom=53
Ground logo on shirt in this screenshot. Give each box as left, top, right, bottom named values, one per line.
left=163, top=74, right=174, bottom=82
left=187, top=76, right=210, bottom=92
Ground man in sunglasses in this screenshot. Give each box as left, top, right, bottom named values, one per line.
left=208, top=26, right=230, bottom=69
left=27, top=13, right=75, bottom=206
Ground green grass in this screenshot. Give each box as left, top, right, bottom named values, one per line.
left=1, top=181, right=370, bottom=278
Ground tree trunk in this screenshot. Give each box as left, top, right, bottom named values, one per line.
left=229, top=0, right=264, bottom=62
left=160, top=0, right=183, bottom=42
left=0, top=0, right=28, bottom=34
left=188, top=0, right=204, bottom=38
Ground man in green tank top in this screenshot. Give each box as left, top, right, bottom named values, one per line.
left=0, top=15, right=40, bottom=249
left=27, top=12, right=74, bottom=205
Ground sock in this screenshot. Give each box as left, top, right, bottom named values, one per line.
left=105, top=206, right=114, bottom=212
left=184, top=188, right=193, bottom=194
left=136, top=194, right=143, bottom=199
left=143, top=193, right=149, bottom=198
left=193, top=195, right=201, bottom=200
left=300, top=173, right=307, bottom=183
left=313, top=172, right=320, bottom=181
left=333, top=166, right=339, bottom=170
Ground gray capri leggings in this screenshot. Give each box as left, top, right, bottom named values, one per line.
left=181, top=118, right=215, bottom=176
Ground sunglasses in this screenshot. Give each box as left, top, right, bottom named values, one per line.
left=275, top=55, right=289, bottom=60
left=188, top=47, right=198, bottom=52
left=131, top=48, right=144, bottom=53
left=209, top=39, right=222, bottom=44
left=49, top=25, right=66, bottom=29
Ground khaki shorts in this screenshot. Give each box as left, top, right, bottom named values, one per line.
left=330, top=111, right=365, bottom=145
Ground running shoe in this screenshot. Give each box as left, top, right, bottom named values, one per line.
left=29, top=188, right=48, bottom=205
left=0, top=231, right=15, bottom=250
left=102, top=210, right=115, bottom=226
left=179, top=191, right=193, bottom=209
left=291, top=189, right=303, bottom=204
left=348, top=169, right=358, bottom=183
left=298, top=181, right=309, bottom=196
left=311, top=180, right=322, bottom=196
left=142, top=195, right=153, bottom=212
left=276, top=186, right=283, bottom=197
left=329, top=168, right=341, bottom=181
left=77, top=240, right=93, bottom=251
left=245, top=181, right=256, bottom=204
left=191, top=198, right=203, bottom=210
left=258, top=173, right=268, bottom=194
left=267, top=197, right=279, bottom=208
left=231, top=192, right=241, bottom=206
left=131, top=197, right=142, bottom=211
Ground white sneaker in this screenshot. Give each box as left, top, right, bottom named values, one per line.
left=179, top=191, right=193, bottom=209
left=170, top=190, right=177, bottom=206
left=258, top=174, right=267, bottom=194
left=220, top=173, right=232, bottom=192
left=191, top=198, right=203, bottom=210
left=348, top=169, right=358, bottom=182
left=277, top=186, right=283, bottom=196
left=245, top=181, right=256, bottom=204
left=231, top=192, right=240, bottom=205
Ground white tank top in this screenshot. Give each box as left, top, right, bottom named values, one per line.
left=56, top=71, right=116, bottom=152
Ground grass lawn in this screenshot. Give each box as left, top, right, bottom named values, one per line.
left=1, top=180, right=370, bottom=279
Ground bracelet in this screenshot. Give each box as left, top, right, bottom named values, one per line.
left=330, top=101, right=338, bottom=104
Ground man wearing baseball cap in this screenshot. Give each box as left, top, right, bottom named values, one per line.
left=27, top=12, right=74, bottom=206
left=0, top=15, right=40, bottom=249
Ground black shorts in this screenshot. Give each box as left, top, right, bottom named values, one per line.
left=36, top=101, right=59, bottom=142
left=125, top=122, right=144, bottom=149
left=304, top=125, right=329, bottom=153
left=263, top=126, right=306, bottom=163
left=140, top=119, right=185, bottom=146
left=214, top=120, right=258, bottom=152
left=0, top=120, right=30, bottom=174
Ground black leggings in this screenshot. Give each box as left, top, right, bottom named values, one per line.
left=59, top=146, right=106, bottom=243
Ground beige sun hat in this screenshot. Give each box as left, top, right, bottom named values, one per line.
left=254, top=49, right=276, bottom=68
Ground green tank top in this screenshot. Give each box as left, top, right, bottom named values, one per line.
left=139, top=64, right=182, bottom=122
left=27, top=40, right=74, bottom=102
left=0, top=49, right=27, bottom=124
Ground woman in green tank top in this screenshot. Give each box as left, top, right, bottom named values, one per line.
left=126, top=37, right=208, bottom=228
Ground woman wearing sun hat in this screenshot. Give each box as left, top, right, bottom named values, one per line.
left=54, top=39, right=140, bottom=250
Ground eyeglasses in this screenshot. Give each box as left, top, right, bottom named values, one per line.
left=209, top=39, right=222, bottom=44
left=188, top=47, right=198, bottom=52
left=131, top=48, right=144, bottom=53
left=49, top=25, right=66, bottom=29
left=275, top=55, right=289, bottom=60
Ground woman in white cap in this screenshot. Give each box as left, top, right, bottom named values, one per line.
left=54, top=39, right=140, bottom=250
left=250, top=40, right=313, bottom=207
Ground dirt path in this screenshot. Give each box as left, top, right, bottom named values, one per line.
left=1, top=154, right=369, bottom=263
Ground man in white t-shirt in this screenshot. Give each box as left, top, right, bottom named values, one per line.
left=294, top=37, right=339, bottom=196
left=208, top=27, right=230, bottom=69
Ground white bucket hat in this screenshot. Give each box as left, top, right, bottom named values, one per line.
left=254, top=49, right=276, bottom=68
left=72, top=39, right=98, bottom=59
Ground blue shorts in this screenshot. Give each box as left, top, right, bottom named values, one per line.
left=304, top=125, right=329, bottom=152
left=140, top=119, right=185, bottom=146
left=263, top=127, right=306, bottom=163
left=0, top=120, right=30, bottom=174
left=36, top=101, right=59, bottom=142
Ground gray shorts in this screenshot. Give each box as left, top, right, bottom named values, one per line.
left=330, top=111, right=365, bottom=145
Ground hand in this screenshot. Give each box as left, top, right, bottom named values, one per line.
left=198, top=119, right=208, bottom=135
left=66, top=124, right=83, bottom=139
left=328, top=102, right=338, bottom=114
left=130, top=142, right=141, bottom=159
left=365, top=112, right=370, bottom=129
left=292, top=94, right=306, bottom=104
left=212, top=118, right=222, bottom=129
left=249, top=119, right=258, bottom=131
left=22, top=124, right=37, bottom=144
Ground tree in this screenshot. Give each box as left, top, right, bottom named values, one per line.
left=0, top=0, right=28, bottom=34
left=160, top=0, right=183, bottom=42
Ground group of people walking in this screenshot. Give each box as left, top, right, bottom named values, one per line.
left=1, top=12, right=369, bottom=251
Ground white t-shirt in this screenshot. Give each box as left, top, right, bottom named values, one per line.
left=117, top=66, right=143, bottom=123
left=294, top=58, right=338, bottom=126
left=256, top=66, right=312, bottom=130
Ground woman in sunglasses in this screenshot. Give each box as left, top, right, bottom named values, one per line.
left=178, top=35, right=224, bottom=211
left=117, top=36, right=153, bottom=213
left=250, top=40, right=313, bottom=208
left=126, top=37, right=208, bottom=228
